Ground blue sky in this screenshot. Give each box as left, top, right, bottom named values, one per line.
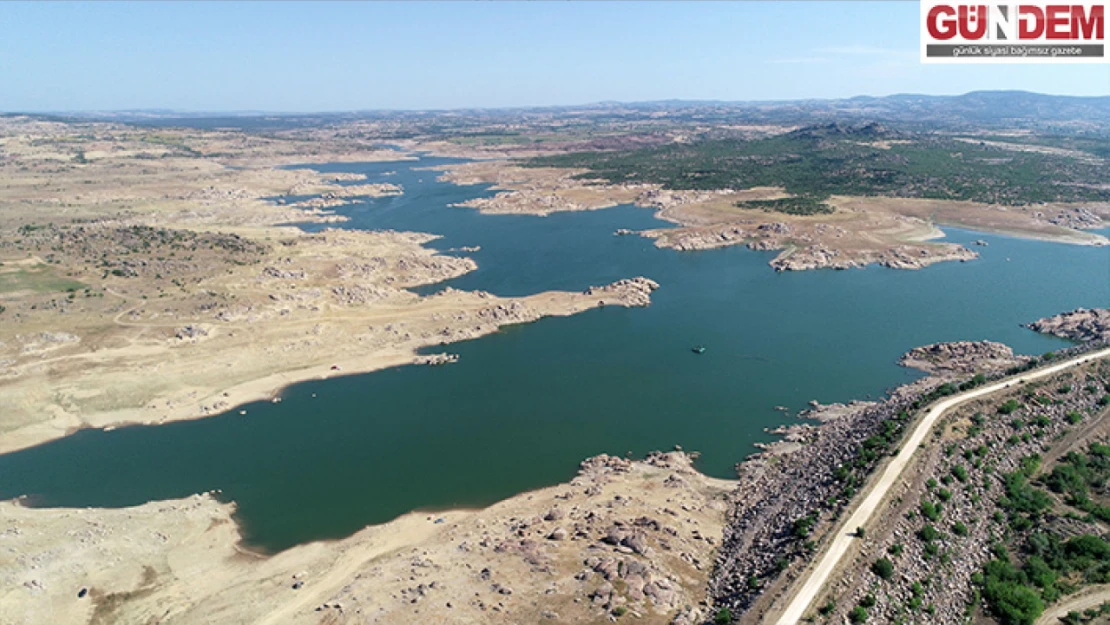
left=0, top=1, right=1105, bottom=112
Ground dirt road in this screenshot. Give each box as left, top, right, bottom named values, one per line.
left=774, top=346, right=1110, bottom=624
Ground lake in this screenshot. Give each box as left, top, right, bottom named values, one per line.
left=0, top=154, right=1106, bottom=553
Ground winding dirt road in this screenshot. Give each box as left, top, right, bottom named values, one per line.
left=774, top=346, right=1110, bottom=625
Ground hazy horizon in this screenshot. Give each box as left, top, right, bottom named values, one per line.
left=8, top=89, right=1108, bottom=117
left=2, top=1, right=1107, bottom=112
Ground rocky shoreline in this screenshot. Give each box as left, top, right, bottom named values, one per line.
left=898, top=340, right=1029, bottom=376
left=707, top=373, right=944, bottom=619
left=643, top=223, right=979, bottom=272
left=423, top=157, right=1110, bottom=275
left=1025, top=307, right=1110, bottom=343
left=706, top=336, right=1109, bottom=623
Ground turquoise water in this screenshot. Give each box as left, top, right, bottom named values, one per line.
left=0, top=156, right=1106, bottom=553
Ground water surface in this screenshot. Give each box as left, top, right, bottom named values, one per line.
left=1, top=156, right=1106, bottom=552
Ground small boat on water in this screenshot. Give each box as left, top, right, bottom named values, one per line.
left=691, top=345, right=706, bottom=354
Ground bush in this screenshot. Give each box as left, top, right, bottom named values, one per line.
left=921, top=500, right=941, bottom=522
left=714, top=607, right=732, bottom=624
left=849, top=606, right=869, bottom=623
left=999, top=399, right=1021, bottom=415
left=953, top=521, right=969, bottom=537
left=919, top=524, right=940, bottom=542
left=952, top=465, right=969, bottom=482
left=872, top=557, right=894, bottom=580
left=792, top=514, right=817, bottom=538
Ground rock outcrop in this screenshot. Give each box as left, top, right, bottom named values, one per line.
left=583, top=277, right=660, bottom=307
left=1025, top=308, right=1110, bottom=343
left=899, top=340, right=1029, bottom=376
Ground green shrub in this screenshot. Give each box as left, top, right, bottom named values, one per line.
left=849, top=606, right=868, bottom=623
left=713, top=607, right=732, bottom=624
left=984, top=577, right=1044, bottom=625
left=872, top=557, right=894, bottom=580
left=952, top=465, right=969, bottom=482
left=921, top=500, right=941, bottom=522
left=919, top=525, right=940, bottom=542
left=953, top=521, right=969, bottom=537
left=999, top=399, right=1021, bottom=415
left=792, top=514, right=817, bottom=538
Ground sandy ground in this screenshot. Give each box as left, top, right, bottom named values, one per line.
left=0, top=452, right=732, bottom=625
left=770, top=347, right=1110, bottom=624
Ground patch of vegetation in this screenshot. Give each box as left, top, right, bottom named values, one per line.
left=734, top=195, right=834, bottom=215
left=1043, top=442, right=1110, bottom=522
left=0, top=264, right=86, bottom=294
left=979, top=533, right=1110, bottom=625
left=525, top=126, right=1110, bottom=205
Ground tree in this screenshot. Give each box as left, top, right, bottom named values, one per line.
left=872, top=557, right=894, bottom=580
left=714, top=606, right=732, bottom=625
left=850, top=606, right=869, bottom=623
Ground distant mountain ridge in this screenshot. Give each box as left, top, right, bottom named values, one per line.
left=12, top=91, right=1110, bottom=135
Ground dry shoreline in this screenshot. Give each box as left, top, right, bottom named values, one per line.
left=0, top=118, right=662, bottom=456
left=425, top=158, right=1109, bottom=272
left=0, top=275, right=660, bottom=456
left=1, top=452, right=733, bottom=625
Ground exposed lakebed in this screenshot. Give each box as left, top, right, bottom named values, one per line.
left=1, top=155, right=1107, bottom=552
